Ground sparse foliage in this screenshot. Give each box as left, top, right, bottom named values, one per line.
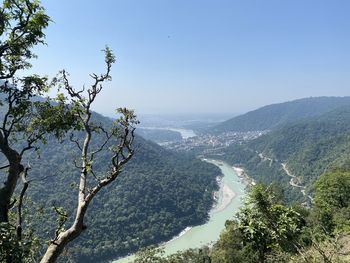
left=39, top=48, right=138, bottom=263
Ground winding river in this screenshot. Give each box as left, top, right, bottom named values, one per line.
left=113, top=160, right=246, bottom=263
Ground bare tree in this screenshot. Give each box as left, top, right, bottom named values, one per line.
left=40, top=47, right=138, bottom=263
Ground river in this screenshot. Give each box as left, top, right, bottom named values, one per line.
left=139, top=127, right=196, bottom=139
left=113, top=160, right=246, bottom=263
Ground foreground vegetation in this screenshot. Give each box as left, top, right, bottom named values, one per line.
left=134, top=170, right=350, bottom=262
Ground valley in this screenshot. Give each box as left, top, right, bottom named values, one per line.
left=114, top=160, right=247, bottom=263
left=2, top=95, right=350, bottom=262
left=117, top=97, right=350, bottom=260
left=1, top=1, right=349, bottom=262
left=33, top=98, right=350, bottom=261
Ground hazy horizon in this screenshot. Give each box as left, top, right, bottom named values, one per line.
left=27, top=0, right=350, bottom=116
left=100, top=95, right=350, bottom=118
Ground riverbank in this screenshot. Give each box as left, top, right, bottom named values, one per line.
left=113, top=160, right=246, bottom=263
left=232, top=166, right=255, bottom=187
left=213, top=184, right=236, bottom=213
left=165, top=227, right=192, bottom=244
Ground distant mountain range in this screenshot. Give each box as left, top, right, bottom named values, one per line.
left=211, top=96, right=350, bottom=133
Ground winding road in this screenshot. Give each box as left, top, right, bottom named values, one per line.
left=257, top=152, right=312, bottom=202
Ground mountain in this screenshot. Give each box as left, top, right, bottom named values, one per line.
left=211, top=96, right=350, bottom=133
left=221, top=105, right=350, bottom=202
left=19, top=112, right=221, bottom=262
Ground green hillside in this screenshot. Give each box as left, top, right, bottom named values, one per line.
left=221, top=105, right=350, bottom=201
left=20, top=113, right=220, bottom=262
left=212, top=96, right=350, bottom=133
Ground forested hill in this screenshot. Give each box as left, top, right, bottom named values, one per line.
left=211, top=96, right=350, bottom=133
left=222, top=105, right=350, bottom=201
left=22, top=112, right=220, bottom=262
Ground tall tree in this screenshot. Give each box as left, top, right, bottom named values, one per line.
left=0, top=2, right=80, bottom=262
left=0, top=2, right=137, bottom=261
left=0, top=0, right=76, bottom=227
left=40, top=47, right=138, bottom=263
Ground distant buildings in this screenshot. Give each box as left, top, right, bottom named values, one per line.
left=163, top=130, right=268, bottom=153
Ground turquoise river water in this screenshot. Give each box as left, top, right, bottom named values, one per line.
left=113, top=160, right=246, bottom=263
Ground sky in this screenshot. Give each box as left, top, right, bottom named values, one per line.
left=27, top=0, right=350, bottom=116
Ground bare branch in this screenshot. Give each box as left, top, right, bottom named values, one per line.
left=0, top=164, right=10, bottom=170
left=69, top=133, right=82, bottom=151
left=90, top=170, right=100, bottom=183
left=19, top=131, right=45, bottom=157
left=61, top=70, right=86, bottom=107
left=85, top=140, right=134, bottom=204
left=90, top=126, right=113, bottom=160
left=73, top=159, right=83, bottom=169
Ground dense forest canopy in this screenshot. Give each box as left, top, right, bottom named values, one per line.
left=21, top=113, right=221, bottom=262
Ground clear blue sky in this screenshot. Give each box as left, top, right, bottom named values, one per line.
left=30, top=0, right=350, bottom=115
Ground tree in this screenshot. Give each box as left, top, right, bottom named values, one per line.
left=236, top=184, right=305, bottom=263
left=0, top=6, right=79, bottom=262
left=0, top=1, right=138, bottom=262
left=0, top=0, right=49, bottom=80
left=0, top=0, right=50, bottom=223
left=0, top=3, right=78, bottom=252
left=0, top=1, right=83, bottom=261
left=312, top=170, right=350, bottom=234
left=210, top=220, right=255, bottom=263
left=39, top=47, right=138, bottom=262
left=134, top=246, right=167, bottom=263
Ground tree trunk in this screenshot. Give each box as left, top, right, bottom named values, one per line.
left=40, top=228, right=80, bottom=263
left=40, top=202, right=88, bottom=263
left=0, top=198, right=8, bottom=222
left=0, top=145, right=23, bottom=223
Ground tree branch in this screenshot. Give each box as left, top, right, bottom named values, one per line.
left=69, top=133, right=82, bottom=151
left=0, top=164, right=10, bottom=170
left=90, top=125, right=113, bottom=161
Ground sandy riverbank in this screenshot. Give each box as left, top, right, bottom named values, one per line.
left=214, top=184, right=236, bottom=213
left=233, top=166, right=244, bottom=175
left=232, top=166, right=255, bottom=187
